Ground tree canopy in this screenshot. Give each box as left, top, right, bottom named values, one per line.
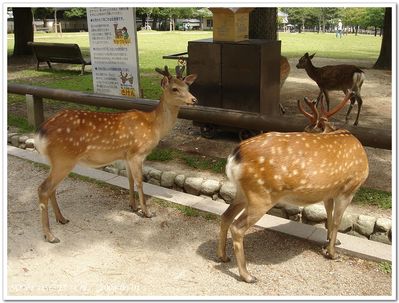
left=281, top=7, right=385, bottom=33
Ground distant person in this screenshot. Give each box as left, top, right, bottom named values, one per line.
left=337, top=19, right=343, bottom=38
left=335, top=25, right=338, bottom=37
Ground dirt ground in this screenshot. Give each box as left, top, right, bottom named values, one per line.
left=7, top=156, right=392, bottom=297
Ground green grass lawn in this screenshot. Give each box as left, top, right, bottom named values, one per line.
left=7, top=31, right=382, bottom=100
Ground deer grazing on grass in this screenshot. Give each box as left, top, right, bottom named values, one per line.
left=34, top=66, right=197, bottom=243
left=296, top=52, right=365, bottom=125
left=217, top=92, right=369, bottom=283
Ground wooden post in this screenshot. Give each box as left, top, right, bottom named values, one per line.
left=26, top=94, right=44, bottom=129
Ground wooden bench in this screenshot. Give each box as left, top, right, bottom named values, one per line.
left=28, top=42, right=91, bottom=75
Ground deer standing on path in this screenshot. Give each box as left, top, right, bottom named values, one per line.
left=35, top=66, right=197, bottom=243
left=217, top=92, right=369, bottom=283
left=296, top=52, right=365, bottom=125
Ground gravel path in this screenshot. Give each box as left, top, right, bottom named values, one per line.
left=7, top=156, right=392, bottom=297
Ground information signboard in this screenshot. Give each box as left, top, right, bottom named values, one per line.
left=87, top=8, right=140, bottom=97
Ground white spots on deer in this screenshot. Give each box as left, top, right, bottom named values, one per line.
left=257, top=179, right=265, bottom=185
left=258, top=156, right=265, bottom=164
left=273, top=175, right=282, bottom=180
left=66, top=128, right=71, bottom=133
left=57, top=128, right=62, bottom=133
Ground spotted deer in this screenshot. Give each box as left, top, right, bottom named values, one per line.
left=217, top=92, right=369, bottom=283
left=35, top=66, right=197, bottom=243
left=296, top=52, right=365, bottom=125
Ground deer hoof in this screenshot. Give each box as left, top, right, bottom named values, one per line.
left=138, top=209, right=153, bottom=218
left=129, top=205, right=139, bottom=212
left=57, top=218, right=69, bottom=224
left=218, top=255, right=231, bottom=263
left=322, top=247, right=338, bottom=260
left=44, top=234, right=60, bottom=244
left=242, top=275, right=257, bottom=283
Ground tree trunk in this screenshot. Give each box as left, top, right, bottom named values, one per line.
left=152, top=17, right=158, bottom=30
left=12, top=8, right=34, bottom=56
left=249, top=8, right=277, bottom=40
left=374, top=8, right=391, bottom=70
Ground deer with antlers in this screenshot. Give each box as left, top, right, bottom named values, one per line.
left=217, top=92, right=369, bottom=283
left=296, top=52, right=365, bottom=126
left=34, top=66, right=197, bottom=243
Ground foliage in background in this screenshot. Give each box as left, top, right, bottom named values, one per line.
left=280, top=7, right=385, bottom=34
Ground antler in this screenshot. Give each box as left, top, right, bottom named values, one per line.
left=321, top=91, right=354, bottom=119
left=155, top=66, right=172, bottom=80
left=175, top=64, right=185, bottom=80
left=297, top=97, right=319, bottom=127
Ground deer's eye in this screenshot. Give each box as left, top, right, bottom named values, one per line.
left=172, top=87, right=179, bottom=92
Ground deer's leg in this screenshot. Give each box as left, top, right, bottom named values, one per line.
left=345, top=94, right=357, bottom=124
left=353, top=94, right=363, bottom=126
left=50, top=192, right=69, bottom=224
left=323, top=90, right=330, bottom=111
left=323, top=199, right=341, bottom=248
left=38, top=160, right=75, bottom=243
left=230, top=192, right=272, bottom=283
left=125, top=160, right=138, bottom=212
left=127, top=156, right=152, bottom=218
left=217, top=190, right=246, bottom=263
left=323, top=199, right=333, bottom=242
left=316, top=90, right=324, bottom=108
left=324, top=194, right=353, bottom=259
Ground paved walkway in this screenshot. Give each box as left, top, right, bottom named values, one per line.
left=7, top=145, right=392, bottom=263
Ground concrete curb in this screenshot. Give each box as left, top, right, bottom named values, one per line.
left=7, top=145, right=392, bottom=263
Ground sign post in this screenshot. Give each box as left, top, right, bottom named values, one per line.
left=87, top=8, right=140, bottom=97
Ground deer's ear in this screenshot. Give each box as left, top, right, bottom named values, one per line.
left=161, top=76, right=169, bottom=88
left=309, top=53, right=316, bottom=59
left=184, top=74, right=197, bottom=86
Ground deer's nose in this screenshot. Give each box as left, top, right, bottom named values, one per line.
left=192, top=97, right=198, bottom=104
